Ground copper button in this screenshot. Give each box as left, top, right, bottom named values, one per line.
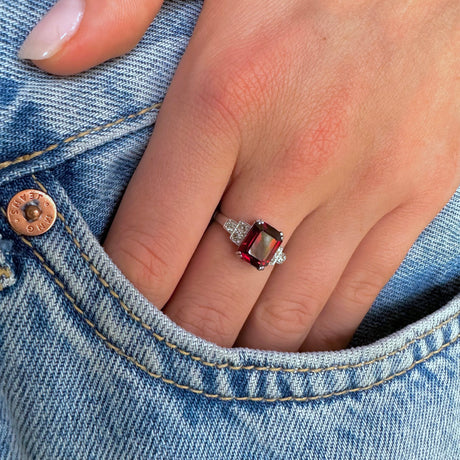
left=7, top=189, right=57, bottom=236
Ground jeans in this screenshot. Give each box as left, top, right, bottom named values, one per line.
left=0, top=0, right=459, bottom=458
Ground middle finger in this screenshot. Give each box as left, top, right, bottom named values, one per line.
left=234, top=194, right=390, bottom=352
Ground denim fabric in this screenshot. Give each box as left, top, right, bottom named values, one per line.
left=0, top=0, right=459, bottom=459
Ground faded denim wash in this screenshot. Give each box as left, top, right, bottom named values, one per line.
left=0, top=0, right=459, bottom=459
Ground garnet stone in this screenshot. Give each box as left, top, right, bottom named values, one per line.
left=238, top=220, right=283, bottom=270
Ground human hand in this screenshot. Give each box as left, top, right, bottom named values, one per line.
left=22, top=0, right=460, bottom=351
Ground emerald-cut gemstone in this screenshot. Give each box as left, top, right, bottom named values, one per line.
left=238, top=221, right=283, bottom=270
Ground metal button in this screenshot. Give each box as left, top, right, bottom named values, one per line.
left=7, top=189, right=57, bottom=236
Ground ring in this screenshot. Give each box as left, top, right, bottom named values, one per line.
left=214, top=212, right=286, bottom=270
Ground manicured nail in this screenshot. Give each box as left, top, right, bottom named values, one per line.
left=18, top=0, right=85, bottom=60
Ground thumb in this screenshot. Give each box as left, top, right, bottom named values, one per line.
left=18, top=0, right=164, bottom=75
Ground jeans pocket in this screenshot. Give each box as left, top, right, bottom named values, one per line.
left=2, top=169, right=458, bottom=403
left=1, top=169, right=459, bottom=460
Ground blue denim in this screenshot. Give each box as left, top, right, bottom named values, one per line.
left=0, top=0, right=459, bottom=459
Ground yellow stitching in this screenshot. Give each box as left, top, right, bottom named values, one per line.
left=8, top=229, right=460, bottom=402
left=27, top=178, right=460, bottom=374
left=0, top=267, right=11, bottom=278
left=0, top=103, right=162, bottom=172
left=0, top=265, right=12, bottom=290
left=32, top=177, right=48, bottom=194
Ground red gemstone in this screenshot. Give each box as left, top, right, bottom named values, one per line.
left=238, top=221, right=283, bottom=270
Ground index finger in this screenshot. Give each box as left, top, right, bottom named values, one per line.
left=103, top=47, right=240, bottom=308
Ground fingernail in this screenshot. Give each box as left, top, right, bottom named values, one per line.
left=18, top=0, right=85, bottom=60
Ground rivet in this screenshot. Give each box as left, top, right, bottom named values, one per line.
left=7, top=189, right=57, bottom=236
left=24, top=204, right=42, bottom=222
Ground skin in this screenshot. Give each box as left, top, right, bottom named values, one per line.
left=33, top=0, right=460, bottom=352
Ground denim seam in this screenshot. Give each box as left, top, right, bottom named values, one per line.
left=0, top=103, right=162, bottom=172
left=3, top=213, right=459, bottom=402
left=27, top=174, right=460, bottom=374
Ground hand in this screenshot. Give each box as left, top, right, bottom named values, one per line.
left=24, top=0, right=460, bottom=351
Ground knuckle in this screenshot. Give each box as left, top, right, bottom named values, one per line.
left=193, top=65, right=245, bottom=133
left=111, top=229, right=171, bottom=303
left=173, top=297, right=236, bottom=347
left=335, top=268, right=385, bottom=308
left=191, top=46, right=278, bottom=133
left=187, top=67, right=242, bottom=150
left=259, top=295, right=321, bottom=339
left=305, top=325, right=353, bottom=352
left=273, top=88, right=352, bottom=191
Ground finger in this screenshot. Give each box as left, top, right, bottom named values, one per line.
left=233, top=196, right=386, bottom=352
left=162, top=176, right=308, bottom=348
left=300, top=198, right=450, bottom=352
left=103, top=48, right=240, bottom=307
left=18, top=0, right=164, bottom=75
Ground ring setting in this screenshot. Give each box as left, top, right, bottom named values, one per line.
left=214, top=212, right=286, bottom=270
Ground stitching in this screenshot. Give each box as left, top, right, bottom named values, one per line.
left=2, top=215, right=459, bottom=402
left=28, top=175, right=460, bottom=373
left=0, top=266, right=12, bottom=290
left=0, top=267, right=11, bottom=279
left=0, top=103, right=162, bottom=172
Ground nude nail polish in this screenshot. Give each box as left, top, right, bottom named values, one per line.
left=18, top=0, right=85, bottom=60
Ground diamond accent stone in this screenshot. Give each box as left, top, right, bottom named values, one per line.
left=269, top=247, right=286, bottom=265
left=230, top=221, right=251, bottom=245
left=223, top=219, right=238, bottom=234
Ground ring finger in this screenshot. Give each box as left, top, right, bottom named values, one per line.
left=162, top=174, right=319, bottom=348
